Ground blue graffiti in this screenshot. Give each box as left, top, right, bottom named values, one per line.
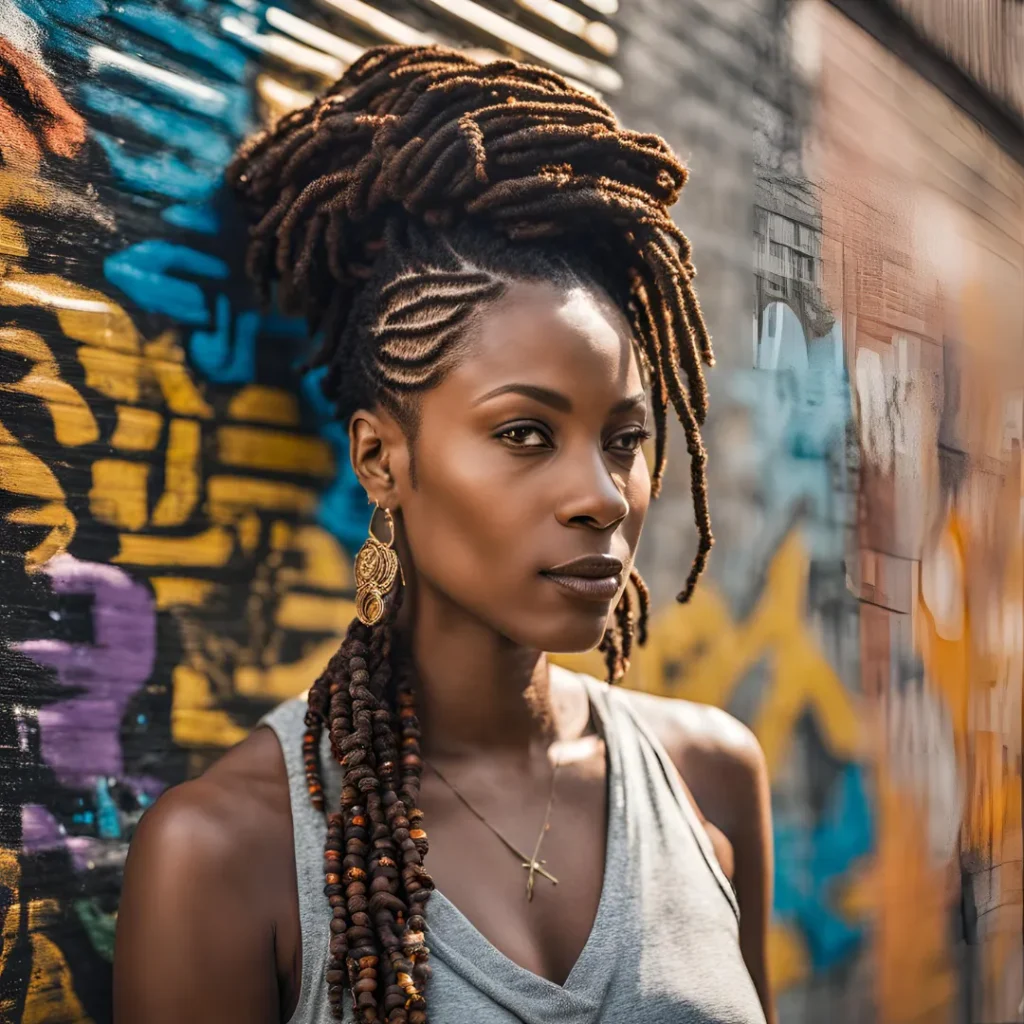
left=92, top=133, right=223, bottom=203
left=190, top=295, right=261, bottom=382
left=110, top=3, right=249, bottom=82
left=773, top=763, right=874, bottom=970
left=105, top=240, right=228, bottom=323
left=80, top=85, right=235, bottom=167
left=30, top=0, right=103, bottom=21
left=94, top=778, right=121, bottom=840
left=162, top=202, right=220, bottom=234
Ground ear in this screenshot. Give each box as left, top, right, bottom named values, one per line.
left=349, top=407, right=405, bottom=508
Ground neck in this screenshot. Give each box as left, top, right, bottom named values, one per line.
left=400, top=585, right=556, bottom=761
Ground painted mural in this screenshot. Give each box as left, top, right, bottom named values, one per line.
left=0, top=3, right=369, bottom=1019
left=0, top=1, right=1020, bottom=1023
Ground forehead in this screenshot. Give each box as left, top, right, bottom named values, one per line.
left=450, top=278, right=643, bottom=399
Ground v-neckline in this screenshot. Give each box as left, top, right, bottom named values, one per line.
left=424, top=671, right=624, bottom=1014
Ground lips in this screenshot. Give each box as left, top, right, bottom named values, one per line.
left=540, top=555, right=624, bottom=602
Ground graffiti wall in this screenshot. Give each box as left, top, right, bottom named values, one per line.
left=0, top=1, right=1020, bottom=1023
left=807, top=2, right=1022, bottom=1020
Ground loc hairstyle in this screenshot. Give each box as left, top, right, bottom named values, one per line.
left=228, top=44, right=714, bottom=1023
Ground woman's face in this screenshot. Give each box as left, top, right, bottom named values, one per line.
left=358, top=278, right=651, bottom=654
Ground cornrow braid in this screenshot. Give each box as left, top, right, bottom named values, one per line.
left=233, top=43, right=716, bottom=1021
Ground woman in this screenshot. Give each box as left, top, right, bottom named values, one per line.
left=114, top=44, right=773, bottom=1024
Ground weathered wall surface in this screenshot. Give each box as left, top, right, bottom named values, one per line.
left=806, top=3, right=1024, bottom=1019
left=0, top=1, right=1020, bottom=1023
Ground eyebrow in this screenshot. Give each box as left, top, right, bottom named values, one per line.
left=473, top=383, right=647, bottom=416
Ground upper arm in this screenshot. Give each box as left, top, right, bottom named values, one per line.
left=113, top=781, right=279, bottom=1024
left=723, top=727, right=774, bottom=1024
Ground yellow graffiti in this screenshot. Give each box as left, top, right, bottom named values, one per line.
left=142, top=331, right=213, bottom=419
left=0, top=328, right=98, bottom=445
left=151, top=418, right=201, bottom=527
left=151, top=576, right=216, bottom=609
left=964, top=730, right=1022, bottom=864
left=0, top=422, right=63, bottom=501
left=206, top=476, right=319, bottom=523
left=767, top=924, right=810, bottom=993
left=0, top=270, right=139, bottom=352
left=114, top=526, right=235, bottom=567
left=227, top=384, right=301, bottom=425
left=6, top=502, right=76, bottom=569
left=284, top=524, right=354, bottom=590
left=171, top=664, right=249, bottom=748
left=111, top=405, right=162, bottom=451
left=217, top=424, right=334, bottom=477
left=170, top=523, right=355, bottom=747
left=235, top=629, right=354, bottom=701
left=77, top=345, right=142, bottom=403
left=0, top=848, right=95, bottom=1024
left=0, top=422, right=76, bottom=568
left=0, top=213, right=28, bottom=258
left=0, top=324, right=99, bottom=568
left=89, top=459, right=150, bottom=530
left=917, top=515, right=970, bottom=742
left=853, top=773, right=956, bottom=1024
left=275, top=592, right=356, bottom=632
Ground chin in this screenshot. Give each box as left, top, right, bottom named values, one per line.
left=514, top=606, right=611, bottom=655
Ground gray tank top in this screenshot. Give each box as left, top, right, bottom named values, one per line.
left=259, top=666, right=766, bottom=1024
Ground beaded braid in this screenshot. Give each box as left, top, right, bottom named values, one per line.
left=233, top=43, right=717, bottom=1022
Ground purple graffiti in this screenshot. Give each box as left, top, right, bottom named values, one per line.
left=15, top=554, right=156, bottom=788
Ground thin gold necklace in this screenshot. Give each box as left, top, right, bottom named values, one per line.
left=425, top=754, right=561, bottom=901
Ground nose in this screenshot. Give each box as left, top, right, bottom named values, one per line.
left=554, top=449, right=630, bottom=531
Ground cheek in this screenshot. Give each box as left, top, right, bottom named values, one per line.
left=401, top=434, right=534, bottom=595
left=623, top=459, right=652, bottom=547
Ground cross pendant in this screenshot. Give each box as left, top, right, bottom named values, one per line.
left=521, top=858, right=559, bottom=901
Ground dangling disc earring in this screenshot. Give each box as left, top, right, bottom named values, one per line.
left=354, top=503, right=402, bottom=626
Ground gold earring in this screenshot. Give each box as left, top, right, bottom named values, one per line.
left=355, top=504, right=402, bottom=626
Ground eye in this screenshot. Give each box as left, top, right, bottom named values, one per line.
left=607, top=427, right=652, bottom=454
left=497, top=423, right=552, bottom=449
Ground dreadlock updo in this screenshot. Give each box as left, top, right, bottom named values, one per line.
left=228, top=43, right=714, bottom=1023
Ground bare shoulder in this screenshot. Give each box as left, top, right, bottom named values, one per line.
left=114, top=726, right=296, bottom=1024
left=133, top=725, right=290, bottom=865
left=614, top=685, right=768, bottom=839
left=618, top=686, right=763, bottom=769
